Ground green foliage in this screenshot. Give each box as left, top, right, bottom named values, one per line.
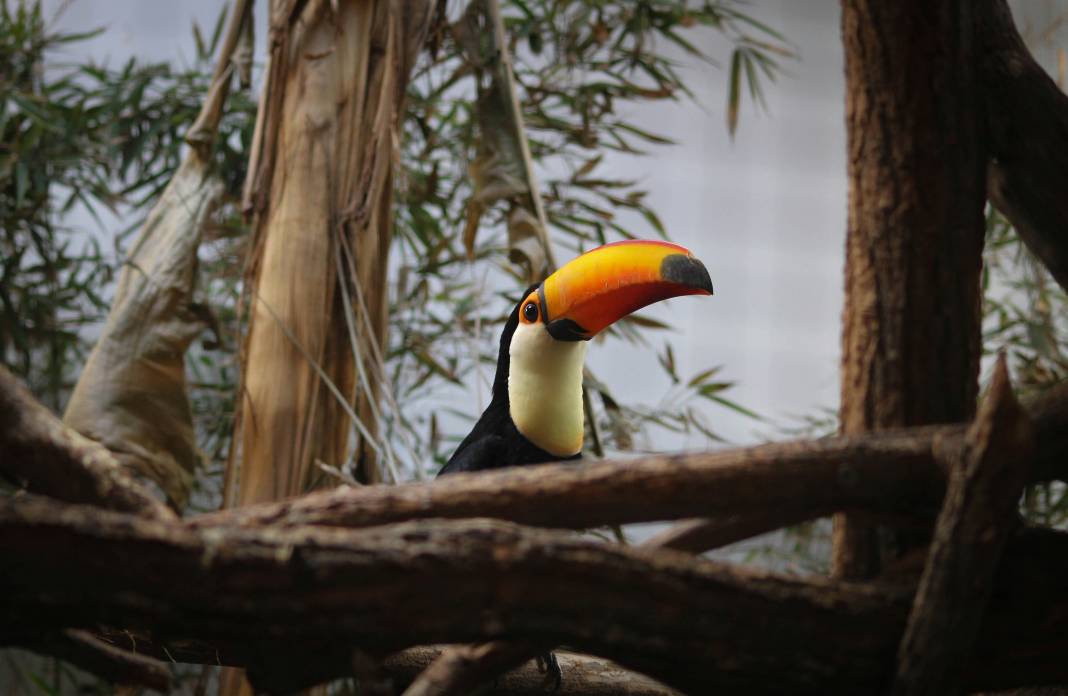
left=392, top=0, right=784, bottom=473
left=0, top=1, right=254, bottom=417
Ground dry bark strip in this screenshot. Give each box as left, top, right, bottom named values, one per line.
left=980, top=0, right=1068, bottom=295
left=0, top=366, right=173, bottom=520
left=4, top=496, right=1068, bottom=694
left=892, top=357, right=1035, bottom=694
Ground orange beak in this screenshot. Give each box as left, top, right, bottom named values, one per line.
left=538, top=240, right=713, bottom=341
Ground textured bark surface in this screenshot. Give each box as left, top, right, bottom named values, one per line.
left=892, top=357, right=1034, bottom=694
left=4, top=496, right=1068, bottom=694
left=226, top=0, right=430, bottom=505
left=979, top=0, right=1068, bottom=295
left=835, top=0, right=986, bottom=579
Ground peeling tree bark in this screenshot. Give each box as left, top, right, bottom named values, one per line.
left=226, top=0, right=430, bottom=505
left=835, top=0, right=986, bottom=579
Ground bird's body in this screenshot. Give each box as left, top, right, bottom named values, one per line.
left=439, top=288, right=584, bottom=474
left=439, top=240, right=713, bottom=477
left=435, top=240, right=713, bottom=690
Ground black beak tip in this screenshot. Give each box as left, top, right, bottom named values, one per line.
left=661, top=254, right=714, bottom=295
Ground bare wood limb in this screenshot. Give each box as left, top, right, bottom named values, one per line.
left=979, top=0, right=1068, bottom=295
left=195, top=390, right=1068, bottom=533
left=892, top=356, right=1034, bottom=695
left=0, top=495, right=912, bottom=694
left=198, top=431, right=946, bottom=531
left=0, top=366, right=173, bottom=520
left=1, top=629, right=172, bottom=692
left=5, top=496, right=1068, bottom=694
left=400, top=642, right=547, bottom=696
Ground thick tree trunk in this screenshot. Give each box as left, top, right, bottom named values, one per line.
left=225, top=0, right=429, bottom=507
left=835, top=0, right=986, bottom=578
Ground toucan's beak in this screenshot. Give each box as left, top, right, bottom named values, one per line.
left=539, top=240, right=713, bottom=341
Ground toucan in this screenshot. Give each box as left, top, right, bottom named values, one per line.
left=439, top=239, right=713, bottom=476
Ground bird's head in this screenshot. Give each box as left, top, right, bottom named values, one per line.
left=514, top=239, right=714, bottom=343
left=499, top=239, right=713, bottom=457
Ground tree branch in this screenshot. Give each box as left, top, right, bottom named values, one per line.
left=892, top=356, right=1035, bottom=694
left=399, top=642, right=551, bottom=696
left=640, top=503, right=822, bottom=554
left=979, top=0, right=1068, bottom=295
left=0, top=366, right=173, bottom=520
left=1, top=494, right=905, bottom=694
left=5, top=495, right=1068, bottom=694
left=1, top=629, right=172, bottom=692
left=194, top=389, right=1068, bottom=533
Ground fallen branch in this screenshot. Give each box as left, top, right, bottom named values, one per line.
left=0, top=366, right=173, bottom=520
left=4, top=495, right=1068, bottom=694
left=892, top=356, right=1034, bottom=694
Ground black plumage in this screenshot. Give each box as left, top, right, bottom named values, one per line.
left=438, top=286, right=581, bottom=476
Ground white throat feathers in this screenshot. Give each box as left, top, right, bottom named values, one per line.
left=508, top=321, right=588, bottom=457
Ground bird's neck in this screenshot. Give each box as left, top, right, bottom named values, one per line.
left=507, top=323, right=587, bottom=457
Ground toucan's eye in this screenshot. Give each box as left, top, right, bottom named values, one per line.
left=522, top=301, right=539, bottom=323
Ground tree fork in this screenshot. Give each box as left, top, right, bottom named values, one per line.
left=836, top=0, right=985, bottom=579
